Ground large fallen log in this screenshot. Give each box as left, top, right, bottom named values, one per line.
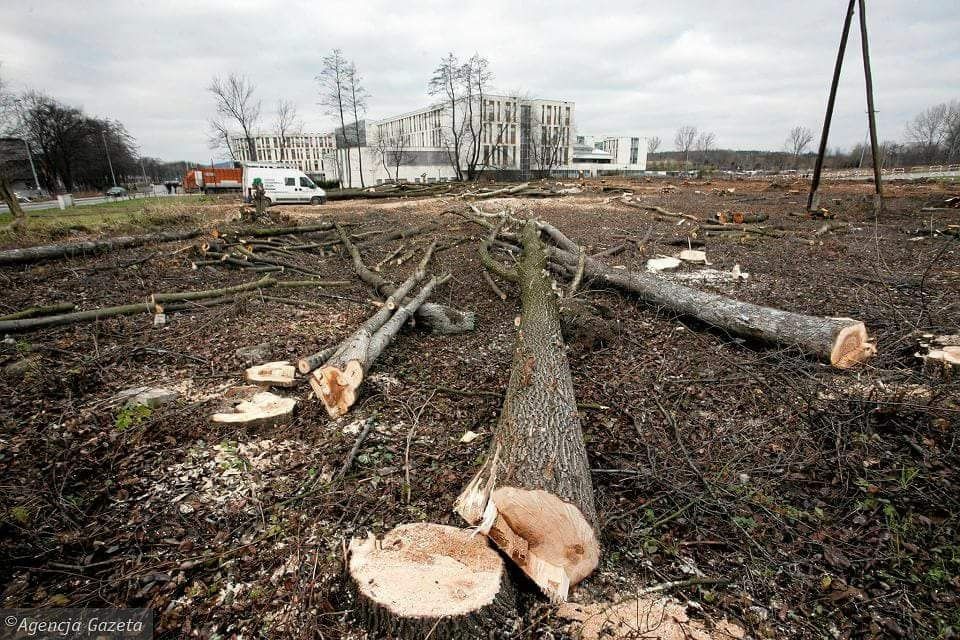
left=0, top=229, right=202, bottom=265
left=455, top=220, right=600, bottom=603
left=310, top=249, right=440, bottom=417
left=537, top=221, right=876, bottom=369
left=335, top=223, right=475, bottom=334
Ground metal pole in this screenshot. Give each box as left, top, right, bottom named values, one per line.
left=858, top=0, right=883, bottom=213
left=807, top=0, right=856, bottom=211
left=102, top=130, right=117, bottom=187
left=23, top=139, right=41, bottom=194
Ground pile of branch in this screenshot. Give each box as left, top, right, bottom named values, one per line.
left=193, top=223, right=442, bottom=276
left=330, top=223, right=475, bottom=336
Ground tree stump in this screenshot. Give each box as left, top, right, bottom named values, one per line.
left=348, top=523, right=516, bottom=639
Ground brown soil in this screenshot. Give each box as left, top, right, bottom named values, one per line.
left=1, top=178, right=958, bottom=639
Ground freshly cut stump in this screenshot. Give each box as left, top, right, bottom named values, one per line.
left=348, top=523, right=515, bottom=639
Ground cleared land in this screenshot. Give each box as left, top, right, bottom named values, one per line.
left=0, top=179, right=958, bottom=638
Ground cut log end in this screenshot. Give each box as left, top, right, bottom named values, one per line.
left=210, top=392, right=296, bottom=426
left=830, top=321, right=876, bottom=369
left=457, top=481, right=599, bottom=602
left=245, top=361, right=297, bottom=387
left=311, top=361, right=364, bottom=417
left=348, top=523, right=514, bottom=637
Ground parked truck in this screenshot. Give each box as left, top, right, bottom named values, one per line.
left=183, top=166, right=243, bottom=194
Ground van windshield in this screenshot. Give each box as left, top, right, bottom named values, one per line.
left=300, top=177, right=316, bottom=189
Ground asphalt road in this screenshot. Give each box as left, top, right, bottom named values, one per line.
left=0, top=192, right=189, bottom=215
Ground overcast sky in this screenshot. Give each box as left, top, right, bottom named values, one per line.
left=2, top=0, right=958, bottom=162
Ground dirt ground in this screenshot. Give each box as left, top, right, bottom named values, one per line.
left=1, top=178, right=958, bottom=639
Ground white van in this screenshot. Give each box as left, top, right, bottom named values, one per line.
left=242, top=163, right=326, bottom=206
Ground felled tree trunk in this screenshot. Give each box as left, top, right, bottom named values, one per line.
left=537, top=221, right=875, bottom=369
left=347, top=523, right=516, bottom=639
left=311, top=247, right=444, bottom=417
left=335, top=223, right=475, bottom=334
left=456, top=220, right=600, bottom=603
left=0, top=229, right=202, bottom=265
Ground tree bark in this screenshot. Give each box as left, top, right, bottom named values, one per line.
left=335, top=223, right=475, bottom=334
left=455, top=220, right=600, bottom=603
left=0, top=230, right=202, bottom=266
left=348, top=523, right=516, bottom=639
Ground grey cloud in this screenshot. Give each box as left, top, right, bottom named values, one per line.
left=2, top=0, right=957, bottom=160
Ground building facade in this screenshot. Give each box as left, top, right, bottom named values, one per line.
left=228, top=132, right=337, bottom=177
left=227, top=99, right=647, bottom=186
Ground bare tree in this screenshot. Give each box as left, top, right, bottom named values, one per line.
left=529, top=108, right=568, bottom=177
left=374, top=129, right=413, bottom=182
left=647, top=136, right=661, bottom=155
left=905, top=103, right=949, bottom=162
left=429, top=53, right=466, bottom=181
left=318, top=50, right=352, bottom=184
left=0, top=63, right=16, bottom=136
left=206, top=118, right=236, bottom=162
left=345, top=62, right=369, bottom=187
left=674, top=125, right=697, bottom=167
left=461, top=54, right=492, bottom=181
left=208, top=74, right=261, bottom=162
left=273, top=99, right=301, bottom=163
left=786, top=126, right=814, bottom=169
left=695, top=131, right=716, bottom=165
left=947, top=102, right=960, bottom=162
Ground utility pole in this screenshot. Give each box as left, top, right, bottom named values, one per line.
left=807, top=0, right=855, bottom=212
left=23, top=139, right=41, bottom=194
left=808, top=0, right=883, bottom=214
left=858, top=0, right=883, bottom=214
left=102, top=130, right=117, bottom=187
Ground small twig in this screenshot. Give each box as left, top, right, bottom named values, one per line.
left=635, top=576, right=728, bottom=597
left=336, top=417, right=374, bottom=481
left=482, top=269, right=508, bottom=301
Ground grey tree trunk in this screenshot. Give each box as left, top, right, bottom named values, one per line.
left=543, top=234, right=874, bottom=368
left=456, top=220, right=600, bottom=603
left=0, top=230, right=202, bottom=266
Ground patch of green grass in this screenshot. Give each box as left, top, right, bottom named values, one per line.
left=0, top=196, right=212, bottom=245
left=115, top=404, right=152, bottom=431
left=9, top=506, right=30, bottom=524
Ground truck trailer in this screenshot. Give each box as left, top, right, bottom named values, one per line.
left=183, top=167, right=243, bottom=194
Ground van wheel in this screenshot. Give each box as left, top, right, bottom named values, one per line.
left=310, top=196, right=322, bottom=206
left=263, top=197, right=272, bottom=207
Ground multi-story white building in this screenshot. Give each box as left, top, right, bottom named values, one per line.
left=228, top=132, right=337, bottom=178
left=227, top=99, right=647, bottom=187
